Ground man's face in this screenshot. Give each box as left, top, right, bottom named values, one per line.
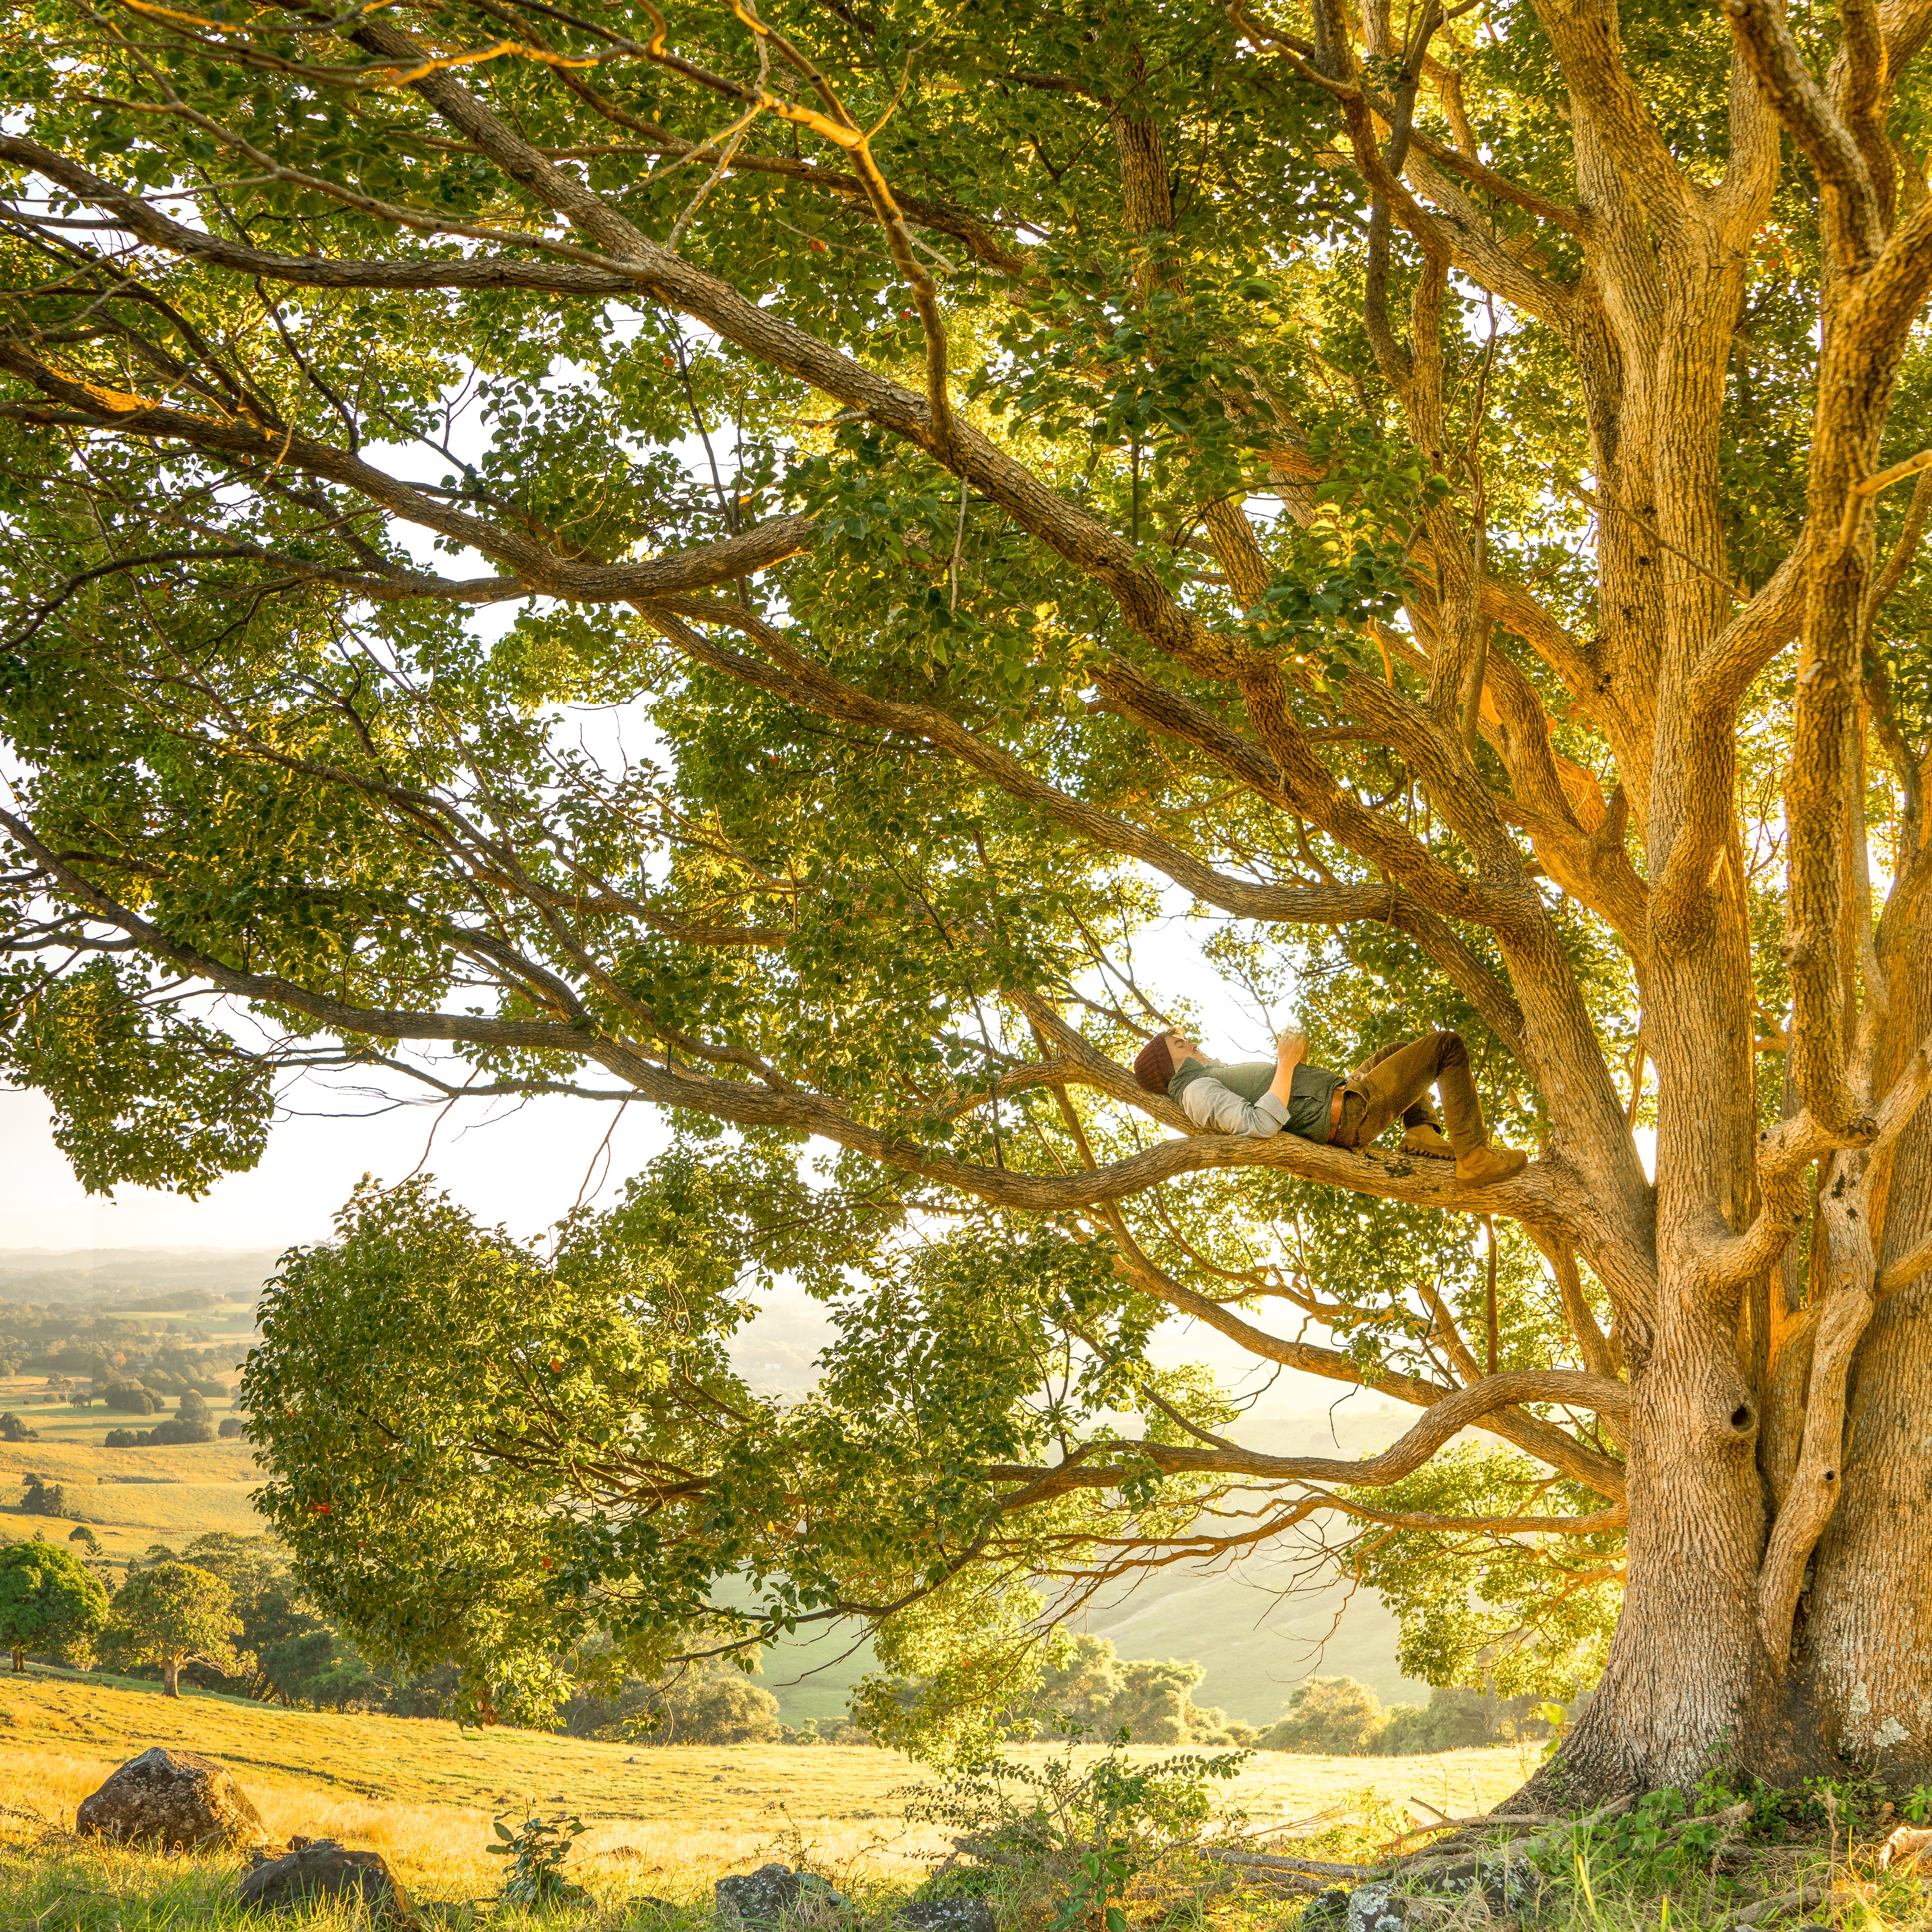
left=1166, top=1032, right=1202, bottom=1066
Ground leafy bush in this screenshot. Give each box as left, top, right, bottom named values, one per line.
left=488, top=1811, right=588, bottom=1908
left=905, top=1732, right=1246, bottom=1930
left=1257, top=1678, right=1560, bottom=1756
left=217, top=1416, right=246, bottom=1439
left=0, top=1414, right=37, bottom=1443
left=562, top=1647, right=783, bottom=1744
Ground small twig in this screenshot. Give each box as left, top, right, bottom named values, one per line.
left=1839, top=447, right=1932, bottom=545
left=1730, top=1880, right=1829, bottom=1925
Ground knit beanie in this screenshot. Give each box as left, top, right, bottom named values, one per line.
left=1132, top=1034, right=1176, bottom=1095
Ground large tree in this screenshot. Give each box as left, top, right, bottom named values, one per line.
left=4, top=0, right=1932, bottom=1797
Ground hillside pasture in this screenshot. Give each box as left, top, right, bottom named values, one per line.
left=0, top=1387, right=264, bottom=1562
left=0, top=1668, right=1534, bottom=1919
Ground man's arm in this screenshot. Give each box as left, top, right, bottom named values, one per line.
left=1271, top=1029, right=1308, bottom=1107
left=1178, top=1032, right=1309, bottom=1137
left=1177, top=1074, right=1289, bottom=1137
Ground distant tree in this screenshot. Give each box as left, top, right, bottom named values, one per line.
left=18, top=1474, right=74, bottom=1519
left=0, top=1414, right=37, bottom=1443
left=0, top=1540, right=108, bottom=1672
left=67, top=1525, right=101, bottom=1556
left=217, top=1417, right=246, bottom=1440
left=143, top=1391, right=216, bottom=1448
left=101, top=1382, right=160, bottom=1416
left=565, top=1648, right=782, bottom=1746
left=1026, top=1634, right=1252, bottom=1745
left=1260, top=1678, right=1386, bottom=1756
left=1374, top=1686, right=1499, bottom=1757
left=1032, top=1633, right=1126, bottom=1732
left=108, top=1561, right=247, bottom=1697
left=102, top=1429, right=137, bottom=1449
left=651, top=1656, right=782, bottom=1745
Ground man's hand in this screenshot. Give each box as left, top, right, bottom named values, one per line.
left=1276, top=1028, right=1309, bottom=1074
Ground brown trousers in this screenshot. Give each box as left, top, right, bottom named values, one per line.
left=1332, top=1030, right=1488, bottom=1156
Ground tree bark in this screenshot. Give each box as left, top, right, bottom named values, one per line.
left=1801, top=915, right=1932, bottom=1780
left=1521, top=1289, right=1775, bottom=1802
left=162, top=1657, right=180, bottom=1698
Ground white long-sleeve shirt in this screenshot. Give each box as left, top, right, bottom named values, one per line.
left=1173, top=1068, right=1290, bottom=1137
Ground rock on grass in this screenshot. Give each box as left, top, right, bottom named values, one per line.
left=75, top=1747, right=266, bottom=1853
left=238, top=1837, right=412, bottom=1922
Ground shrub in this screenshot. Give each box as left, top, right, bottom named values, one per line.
left=218, top=1415, right=246, bottom=1439
left=562, top=1649, right=783, bottom=1745
left=1258, top=1678, right=1386, bottom=1755
left=489, top=1812, right=588, bottom=1908
left=103, top=1428, right=138, bottom=1448
left=0, top=1413, right=37, bottom=1443
left=905, top=1730, right=1247, bottom=1929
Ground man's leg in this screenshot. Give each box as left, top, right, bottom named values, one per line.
left=1349, top=1039, right=1447, bottom=1152
left=1337, top=1031, right=1525, bottom=1183
left=1337, top=1032, right=1477, bottom=1148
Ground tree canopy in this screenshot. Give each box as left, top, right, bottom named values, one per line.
left=0, top=1538, right=108, bottom=1672
left=6, top=0, right=1932, bottom=1791
left=110, top=1561, right=249, bottom=1697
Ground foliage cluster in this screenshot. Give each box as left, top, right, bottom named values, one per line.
left=1258, top=1675, right=1559, bottom=1756
left=16, top=1474, right=76, bottom=1520
left=488, top=1810, right=590, bottom=1909
left=904, top=1732, right=1247, bottom=1932
left=0, top=1306, right=233, bottom=1401
left=561, top=1647, right=785, bottom=1747
left=0, top=1538, right=106, bottom=1672
left=103, top=1389, right=217, bottom=1449
left=1025, top=1635, right=1256, bottom=1748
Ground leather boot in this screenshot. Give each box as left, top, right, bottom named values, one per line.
left=1455, top=1144, right=1529, bottom=1185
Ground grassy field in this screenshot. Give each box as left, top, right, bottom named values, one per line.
left=0, top=1297, right=263, bottom=1563
left=0, top=1666, right=1534, bottom=1915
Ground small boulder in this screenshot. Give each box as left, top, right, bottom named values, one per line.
left=716, top=1864, right=848, bottom=1925
left=76, top=1747, right=266, bottom=1853
left=896, top=1898, right=996, bottom=1932
left=237, top=1838, right=412, bottom=1921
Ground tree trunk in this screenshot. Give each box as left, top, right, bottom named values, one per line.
left=1800, top=918, right=1932, bottom=1782
left=1523, top=1288, right=1775, bottom=1802
left=10, top=1649, right=20, bottom=1674
left=162, top=1657, right=180, bottom=1698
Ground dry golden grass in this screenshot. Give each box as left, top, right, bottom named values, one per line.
left=0, top=1669, right=1536, bottom=1909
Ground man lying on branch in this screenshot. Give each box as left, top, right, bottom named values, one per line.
left=1132, top=1026, right=1529, bottom=1186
